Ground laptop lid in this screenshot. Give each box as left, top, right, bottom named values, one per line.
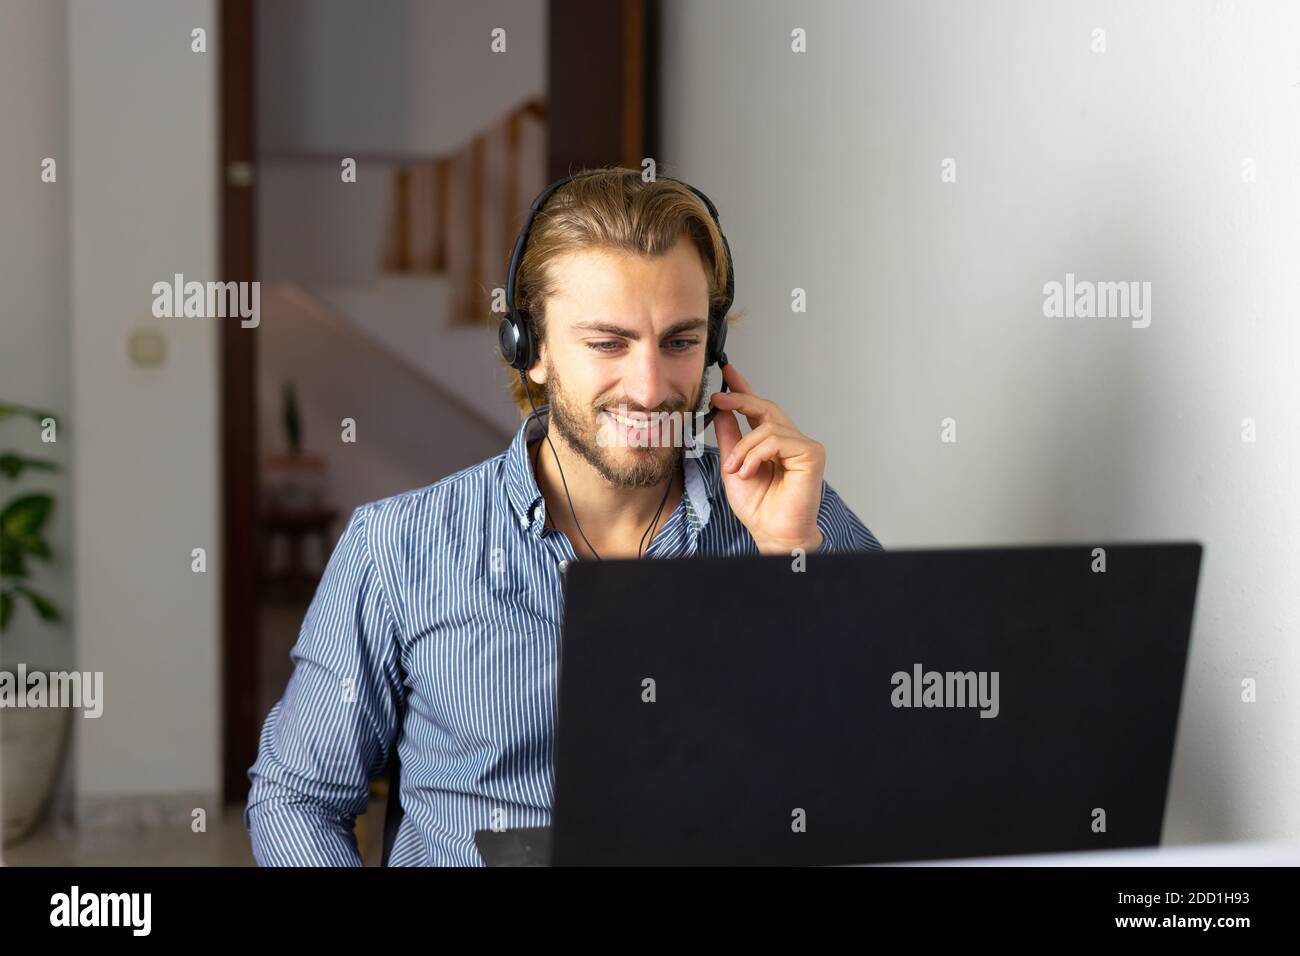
left=550, top=543, right=1202, bottom=866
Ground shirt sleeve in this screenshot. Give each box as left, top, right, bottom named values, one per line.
left=244, top=504, right=404, bottom=866
left=812, top=480, right=885, bottom=554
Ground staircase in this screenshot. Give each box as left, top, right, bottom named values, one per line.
left=258, top=95, right=547, bottom=437
left=254, top=96, right=549, bottom=512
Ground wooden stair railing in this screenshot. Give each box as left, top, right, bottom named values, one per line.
left=380, top=97, right=547, bottom=327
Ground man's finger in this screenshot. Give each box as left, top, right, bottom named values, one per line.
left=709, top=389, right=792, bottom=430
left=711, top=405, right=743, bottom=466
left=722, top=361, right=754, bottom=394
left=736, top=433, right=821, bottom=478
left=724, top=422, right=791, bottom=473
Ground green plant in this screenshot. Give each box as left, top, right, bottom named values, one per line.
left=0, top=401, right=62, bottom=633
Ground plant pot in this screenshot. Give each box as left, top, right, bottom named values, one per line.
left=1, top=668, right=73, bottom=846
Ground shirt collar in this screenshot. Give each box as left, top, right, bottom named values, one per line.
left=503, top=405, right=714, bottom=540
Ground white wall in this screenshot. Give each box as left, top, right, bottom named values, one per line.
left=0, top=0, right=73, bottom=673
left=661, top=0, right=1300, bottom=843
left=68, top=0, right=220, bottom=811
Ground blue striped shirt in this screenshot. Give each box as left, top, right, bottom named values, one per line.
left=244, top=406, right=883, bottom=865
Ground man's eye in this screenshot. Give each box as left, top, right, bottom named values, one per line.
left=586, top=339, right=698, bottom=353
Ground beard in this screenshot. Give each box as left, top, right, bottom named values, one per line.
left=544, top=359, right=709, bottom=489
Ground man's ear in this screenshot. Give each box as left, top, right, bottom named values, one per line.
left=527, top=342, right=547, bottom=387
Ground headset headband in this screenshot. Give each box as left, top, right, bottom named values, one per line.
left=499, top=171, right=734, bottom=372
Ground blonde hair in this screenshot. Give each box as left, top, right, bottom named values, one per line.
left=504, top=166, right=736, bottom=413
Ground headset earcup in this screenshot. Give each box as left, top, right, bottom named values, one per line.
left=498, top=316, right=520, bottom=368
left=499, top=313, right=536, bottom=371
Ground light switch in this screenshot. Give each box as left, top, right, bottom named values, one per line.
left=128, top=327, right=167, bottom=367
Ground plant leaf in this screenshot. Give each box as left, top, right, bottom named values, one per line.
left=0, top=403, right=58, bottom=426
left=0, top=535, right=28, bottom=578
left=21, top=535, right=51, bottom=561
left=0, top=589, right=11, bottom=631
left=0, top=453, right=61, bottom=480
left=1, top=494, right=54, bottom=550
left=12, top=585, right=60, bottom=623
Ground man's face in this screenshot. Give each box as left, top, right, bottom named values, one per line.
left=530, top=233, right=712, bottom=489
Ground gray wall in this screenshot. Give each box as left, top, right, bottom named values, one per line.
left=0, top=0, right=221, bottom=828
left=0, top=0, right=72, bottom=673
left=661, top=0, right=1300, bottom=842
left=67, top=0, right=220, bottom=811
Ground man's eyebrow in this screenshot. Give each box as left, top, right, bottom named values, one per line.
left=571, top=318, right=708, bottom=339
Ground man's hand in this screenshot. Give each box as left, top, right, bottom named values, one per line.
left=708, top=362, right=826, bottom=555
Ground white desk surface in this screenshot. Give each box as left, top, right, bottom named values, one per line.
left=879, top=840, right=1300, bottom=866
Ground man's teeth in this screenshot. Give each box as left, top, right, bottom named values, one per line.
left=608, top=410, right=653, bottom=428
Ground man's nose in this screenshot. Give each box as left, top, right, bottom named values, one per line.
left=623, top=346, right=671, bottom=411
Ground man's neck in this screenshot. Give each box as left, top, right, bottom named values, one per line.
left=530, top=428, right=682, bottom=558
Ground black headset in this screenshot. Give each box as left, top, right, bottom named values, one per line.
left=498, top=171, right=734, bottom=427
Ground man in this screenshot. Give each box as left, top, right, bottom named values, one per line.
left=245, top=168, right=883, bottom=865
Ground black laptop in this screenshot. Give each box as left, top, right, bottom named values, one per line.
left=474, top=542, right=1202, bottom=866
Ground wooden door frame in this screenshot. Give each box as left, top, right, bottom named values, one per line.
left=219, top=0, right=259, bottom=804
left=547, top=0, right=660, bottom=177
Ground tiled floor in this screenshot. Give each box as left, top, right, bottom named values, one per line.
left=5, top=802, right=258, bottom=866
left=4, top=797, right=388, bottom=866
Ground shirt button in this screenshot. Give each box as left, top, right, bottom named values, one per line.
left=557, top=559, right=570, bottom=573
left=519, top=513, right=529, bottom=528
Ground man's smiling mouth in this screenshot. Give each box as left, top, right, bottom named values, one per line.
left=603, top=409, right=655, bottom=428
